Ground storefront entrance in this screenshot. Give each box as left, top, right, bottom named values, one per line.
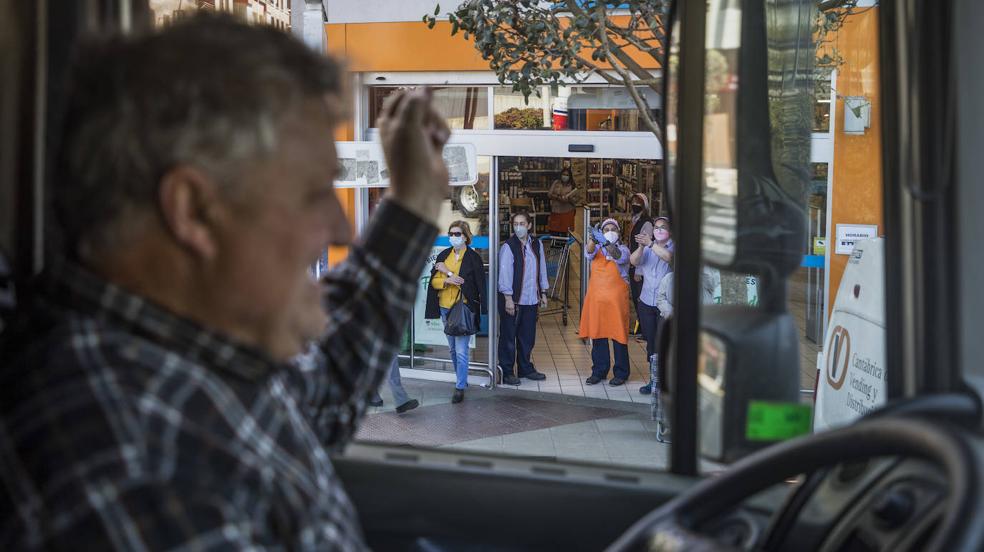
left=360, top=150, right=664, bottom=405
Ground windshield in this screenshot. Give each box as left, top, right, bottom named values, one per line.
left=76, top=0, right=888, bottom=472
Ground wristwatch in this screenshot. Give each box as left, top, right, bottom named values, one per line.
left=447, top=271, right=454, bottom=277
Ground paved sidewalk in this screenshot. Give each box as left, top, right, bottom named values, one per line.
left=359, top=380, right=669, bottom=470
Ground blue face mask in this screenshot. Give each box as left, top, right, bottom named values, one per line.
left=449, top=236, right=465, bottom=248
left=514, top=225, right=528, bottom=239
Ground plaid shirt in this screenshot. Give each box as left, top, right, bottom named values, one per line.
left=0, top=200, right=436, bottom=551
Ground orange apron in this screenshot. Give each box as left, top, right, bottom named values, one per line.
left=578, top=253, right=630, bottom=344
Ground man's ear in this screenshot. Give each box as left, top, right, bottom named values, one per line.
left=158, top=166, right=223, bottom=260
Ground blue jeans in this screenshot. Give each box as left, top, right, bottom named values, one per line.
left=591, top=338, right=630, bottom=380
left=441, top=307, right=471, bottom=389
left=370, top=357, right=411, bottom=406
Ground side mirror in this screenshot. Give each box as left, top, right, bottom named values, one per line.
left=697, top=306, right=803, bottom=463
left=659, top=307, right=803, bottom=464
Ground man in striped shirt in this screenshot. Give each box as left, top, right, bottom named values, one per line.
left=1, top=14, right=447, bottom=551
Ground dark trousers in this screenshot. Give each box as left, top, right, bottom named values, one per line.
left=498, top=303, right=539, bottom=377
left=629, top=269, right=643, bottom=333
left=637, top=301, right=663, bottom=362
left=629, top=268, right=643, bottom=304
left=591, top=339, right=630, bottom=380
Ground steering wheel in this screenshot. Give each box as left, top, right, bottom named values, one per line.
left=606, top=417, right=984, bottom=552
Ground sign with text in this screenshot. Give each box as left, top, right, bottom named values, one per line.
left=334, top=142, right=478, bottom=188
left=835, top=224, right=878, bottom=255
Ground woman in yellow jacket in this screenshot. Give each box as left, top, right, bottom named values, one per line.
left=425, top=221, right=487, bottom=403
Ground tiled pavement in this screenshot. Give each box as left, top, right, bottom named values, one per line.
left=358, top=379, right=670, bottom=470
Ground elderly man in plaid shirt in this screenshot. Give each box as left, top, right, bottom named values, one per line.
left=0, top=14, right=449, bottom=551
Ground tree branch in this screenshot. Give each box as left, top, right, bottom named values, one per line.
left=603, top=50, right=663, bottom=140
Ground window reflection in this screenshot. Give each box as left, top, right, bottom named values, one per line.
left=368, top=86, right=489, bottom=130
left=492, top=86, right=660, bottom=132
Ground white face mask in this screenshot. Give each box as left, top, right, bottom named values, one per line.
left=514, top=225, right=528, bottom=239
left=604, top=231, right=619, bottom=244
left=561, top=175, right=570, bottom=183
left=449, top=236, right=465, bottom=248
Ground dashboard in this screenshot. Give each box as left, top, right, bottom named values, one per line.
left=700, top=458, right=947, bottom=551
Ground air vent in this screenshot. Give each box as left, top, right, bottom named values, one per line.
left=531, top=466, right=566, bottom=477
left=384, top=452, right=419, bottom=463
left=604, top=473, right=641, bottom=484
left=458, top=459, right=494, bottom=470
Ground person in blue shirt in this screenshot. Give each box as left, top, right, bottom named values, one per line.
left=497, top=211, right=549, bottom=385
left=631, top=216, right=675, bottom=395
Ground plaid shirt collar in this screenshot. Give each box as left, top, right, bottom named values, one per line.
left=44, top=258, right=282, bottom=382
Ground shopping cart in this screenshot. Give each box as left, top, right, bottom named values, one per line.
left=538, top=234, right=574, bottom=326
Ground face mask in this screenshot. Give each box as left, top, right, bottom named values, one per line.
left=604, top=231, right=619, bottom=244
left=561, top=175, right=570, bottom=183
left=514, top=225, right=528, bottom=239
left=631, top=205, right=643, bottom=215
left=449, top=236, right=465, bottom=248
left=654, top=228, right=669, bottom=241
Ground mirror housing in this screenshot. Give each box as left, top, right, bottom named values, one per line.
left=697, top=306, right=802, bottom=463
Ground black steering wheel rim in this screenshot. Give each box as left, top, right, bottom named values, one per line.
left=607, top=417, right=984, bottom=552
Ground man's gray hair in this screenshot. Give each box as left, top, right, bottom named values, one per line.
left=53, top=13, right=344, bottom=256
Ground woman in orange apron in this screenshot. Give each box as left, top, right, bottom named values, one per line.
left=580, top=218, right=632, bottom=386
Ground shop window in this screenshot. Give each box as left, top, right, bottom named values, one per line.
left=493, top=87, right=549, bottom=129
left=566, top=87, right=661, bottom=132
left=368, top=86, right=489, bottom=130
left=491, top=86, right=661, bottom=132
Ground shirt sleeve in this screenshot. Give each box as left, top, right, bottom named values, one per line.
left=585, top=245, right=599, bottom=260
left=498, top=244, right=514, bottom=295
left=431, top=269, right=446, bottom=290
left=639, top=247, right=656, bottom=270
left=539, top=241, right=549, bottom=292
left=657, top=273, right=674, bottom=318
left=284, top=199, right=437, bottom=450
left=615, top=245, right=631, bottom=266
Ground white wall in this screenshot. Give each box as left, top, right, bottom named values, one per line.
left=325, top=0, right=447, bottom=24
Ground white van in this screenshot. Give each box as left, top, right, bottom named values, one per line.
left=813, top=238, right=887, bottom=432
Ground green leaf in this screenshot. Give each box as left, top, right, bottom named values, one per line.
left=427, top=18, right=436, bottom=29
left=435, top=4, right=441, bottom=16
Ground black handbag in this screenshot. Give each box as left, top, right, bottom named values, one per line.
left=444, top=291, right=477, bottom=336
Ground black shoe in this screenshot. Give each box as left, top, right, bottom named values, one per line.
left=520, top=370, right=546, bottom=381
left=501, top=375, right=522, bottom=385
left=368, top=397, right=384, bottom=407
left=452, top=389, right=465, bottom=404
left=395, top=399, right=419, bottom=414
left=585, top=375, right=603, bottom=385
left=639, top=384, right=652, bottom=395
left=609, top=377, right=626, bottom=386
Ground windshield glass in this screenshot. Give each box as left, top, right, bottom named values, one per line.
left=141, top=0, right=886, bottom=471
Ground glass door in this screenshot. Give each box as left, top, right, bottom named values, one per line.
left=367, top=156, right=495, bottom=387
